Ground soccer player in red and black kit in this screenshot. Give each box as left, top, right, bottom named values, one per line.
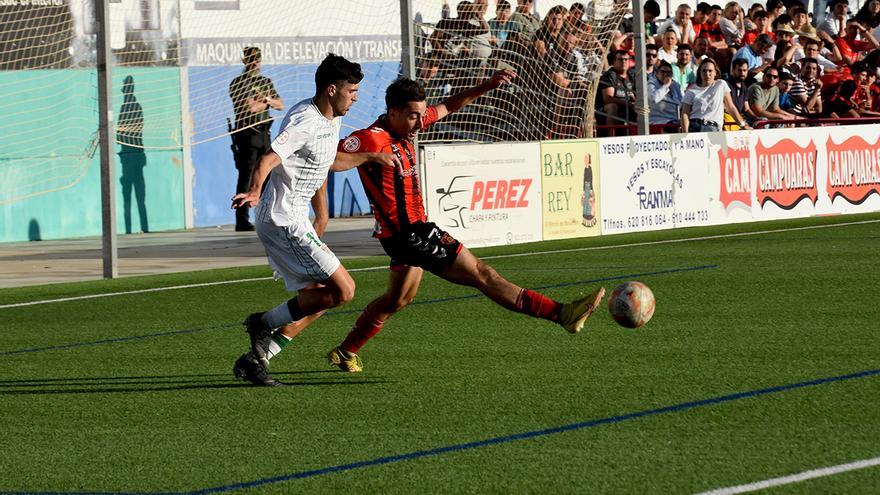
left=326, top=70, right=606, bottom=372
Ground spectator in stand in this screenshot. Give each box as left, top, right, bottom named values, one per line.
left=850, top=62, right=880, bottom=115
left=621, top=0, right=661, bottom=41
left=534, top=5, right=568, bottom=58
left=548, top=28, right=592, bottom=135
left=726, top=58, right=753, bottom=117
left=771, top=24, right=799, bottom=74
left=743, top=10, right=771, bottom=46
left=790, top=5, right=816, bottom=37
left=631, top=43, right=659, bottom=80
left=693, top=2, right=712, bottom=38
left=693, top=36, right=713, bottom=61
left=597, top=50, right=637, bottom=126
left=745, top=4, right=766, bottom=31
left=463, top=0, right=494, bottom=69
left=765, top=0, right=786, bottom=32
left=836, top=19, right=880, bottom=65
left=733, top=33, right=775, bottom=78
left=681, top=57, right=750, bottom=131
left=719, top=2, right=746, bottom=48
left=825, top=79, right=861, bottom=117
left=658, top=4, right=697, bottom=44
left=855, top=0, right=880, bottom=36
left=746, top=66, right=799, bottom=123
left=703, top=4, right=731, bottom=50
left=673, top=44, right=697, bottom=87
left=795, top=35, right=841, bottom=73
left=777, top=73, right=796, bottom=110
left=508, top=0, right=542, bottom=42
left=658, top=30, right=680, bottom=64
left=863, top=69, right=880, bottom=113
left=818, top=0, right=850, bottom=39
left=789, top=57, right=823, bottom=117
left=648, top=60, right=683, bottom=127
left=431, top=1, right=469, bottom=62
left=618, top=33, right=637, bottom=69
left=568, top=2, right=589, bottom=34
left=489, top=0, right=514, bottom=48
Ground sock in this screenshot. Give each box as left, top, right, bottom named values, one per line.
left=515, top=289, right=563, bottom=322
left=246, top=332, right=292, bottom=362
left=262, top=297, right=306, bottom=328
left=340, top=309, right=385, bottom=354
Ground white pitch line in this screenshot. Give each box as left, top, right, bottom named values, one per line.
left=694, top=456, right=880, bottom=494
left=1, top=218, right=878, bottom=310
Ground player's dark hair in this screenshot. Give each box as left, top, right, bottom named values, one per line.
left=385, top=78, right=426, bottom=109
left=315, top=53, right=364, bottom=93
left=644, top=0, right=661, bottom=17
left=731, top=57, right=749, bottom=69
left=697, top=2, right=711, bottom=14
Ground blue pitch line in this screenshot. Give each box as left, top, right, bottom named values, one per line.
left=2, top=367, right=877, bottom=495
left=0, top=324, right=237, bottom=357
left=0, top=265, right=716, bottom=357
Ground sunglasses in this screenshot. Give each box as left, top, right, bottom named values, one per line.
left=647, top=52, right=658, bottom=57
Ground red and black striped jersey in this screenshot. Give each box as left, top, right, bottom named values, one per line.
left=338, top=106, right=439, bottom=239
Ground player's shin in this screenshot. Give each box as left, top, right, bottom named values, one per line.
left=340, top=308, right=385, bottom=354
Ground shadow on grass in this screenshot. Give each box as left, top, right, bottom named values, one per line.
left=0, top=370, right=387, bottom=395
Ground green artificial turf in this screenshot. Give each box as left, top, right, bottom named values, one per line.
left=1, top=213, right=879, bottom=494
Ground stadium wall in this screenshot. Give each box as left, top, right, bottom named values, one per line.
left=421, top=124, right=880, bottom=248
left=0, top=68, right=185, bottom=243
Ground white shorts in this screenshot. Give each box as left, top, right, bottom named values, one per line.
left=256, top=219, right=341, bottom=292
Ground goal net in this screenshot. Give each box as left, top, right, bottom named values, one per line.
left=0, top=0, right=627, bottom=213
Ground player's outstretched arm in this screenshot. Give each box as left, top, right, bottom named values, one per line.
left=331, top=151, right=401, bottom=172
left=231, top=150, right=281, bottom=209
left=435, top=69, right=516, bottom=120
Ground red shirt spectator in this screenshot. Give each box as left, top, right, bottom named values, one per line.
left=835, top=20, right=880, bottom=64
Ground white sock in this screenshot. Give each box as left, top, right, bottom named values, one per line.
left=246, top=332, right=292, bottom=361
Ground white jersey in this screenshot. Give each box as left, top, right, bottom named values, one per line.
left=257, top=98, right=341, bottom=226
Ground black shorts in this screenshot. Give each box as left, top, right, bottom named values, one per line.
left=379, top=222, right=463, bottom=275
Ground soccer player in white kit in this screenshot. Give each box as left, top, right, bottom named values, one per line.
left=231, top=54, right=398, bottom=386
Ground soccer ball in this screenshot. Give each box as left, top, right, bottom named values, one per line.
left=608, top=281, right=655, bottom=328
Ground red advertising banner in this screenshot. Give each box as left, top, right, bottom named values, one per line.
left=825, top=135, right=880, bottom=205
left=717, top=144, right=751, bottom=208
left=755, top=138, right=819, bottom=209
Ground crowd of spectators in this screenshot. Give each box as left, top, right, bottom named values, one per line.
left=416, top=0, right=880, bottom=140
left=418, top=0, right=620, bottom=140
